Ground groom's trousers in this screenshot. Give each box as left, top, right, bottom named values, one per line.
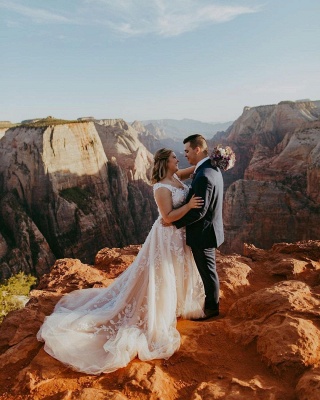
left=191, top=247, right=220, bottom=310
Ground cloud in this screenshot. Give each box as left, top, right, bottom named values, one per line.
left=85, top=0, right=260, bottom=37
left=158, top=4, right=258, bottom=36
left=0, top=1, right=74, bottom=24
left=0, top=0, right=260, bottom=35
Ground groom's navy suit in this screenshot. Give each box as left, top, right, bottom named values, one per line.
left=173, top=159, right=224, bottom=310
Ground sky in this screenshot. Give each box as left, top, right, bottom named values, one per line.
left=0, top=0, right=319, bottom=124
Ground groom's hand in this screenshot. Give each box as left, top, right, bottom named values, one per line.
left=160, top=218, right=172, bottom=227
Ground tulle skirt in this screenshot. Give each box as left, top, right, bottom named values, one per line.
left=37, top=217, right=205, bottom=374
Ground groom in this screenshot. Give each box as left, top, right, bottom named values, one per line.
left=173, top=134, right=224, bottom=320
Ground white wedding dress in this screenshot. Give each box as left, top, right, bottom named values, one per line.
left=37, top=178, right=205, bottom=375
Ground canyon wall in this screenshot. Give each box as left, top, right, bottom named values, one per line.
left=0, top=100, right=319, bottom=280
left=0, top=119, right=158, bottom=280
left=212, top=100, right=320, bottom=254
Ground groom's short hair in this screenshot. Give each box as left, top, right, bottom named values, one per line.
left=183, top=134, right=208, bottom=154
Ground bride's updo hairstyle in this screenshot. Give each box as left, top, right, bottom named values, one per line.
left=152, top=148, right=172, bottom=183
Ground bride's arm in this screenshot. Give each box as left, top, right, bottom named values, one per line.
left=154, top=187, right=203, bottom=224
left=175, top=165, right=195, bottom=181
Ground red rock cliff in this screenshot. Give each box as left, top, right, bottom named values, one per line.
left=211, top=100, right=320, bottom=254
left=0, top=119, right=157, bottom=280
left=0, top=240, right=319, bottom=399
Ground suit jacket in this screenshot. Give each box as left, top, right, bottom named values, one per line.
left=173, top=159, right=224, bottom=249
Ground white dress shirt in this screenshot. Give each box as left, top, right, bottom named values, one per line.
left=194, top=156, right=210, bottom=173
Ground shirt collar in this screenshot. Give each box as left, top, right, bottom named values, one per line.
left=194, top=156, right=210, bottom=172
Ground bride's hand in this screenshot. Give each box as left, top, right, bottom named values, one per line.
left=160, top=218, right=172, bottom=227
left=188, top=195, right=204, bottom=210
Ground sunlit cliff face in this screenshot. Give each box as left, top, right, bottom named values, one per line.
left=42, top=123, right=108, bottom=177
left=0, top=120, right=157, bottom=276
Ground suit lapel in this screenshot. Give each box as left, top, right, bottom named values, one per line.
left=193, top=159, right=211, bottom=179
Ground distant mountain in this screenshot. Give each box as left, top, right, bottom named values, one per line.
left=133, top=118, right=233, bottom=169
left=140, top=118, right=233, bottom=139
left=131, top=120, right=191, bottom=169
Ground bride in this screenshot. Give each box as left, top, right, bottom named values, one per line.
left=37, top=148, right=206, bottom=375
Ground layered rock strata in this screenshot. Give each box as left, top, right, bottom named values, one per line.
left=0, top=120, right=157, bottom=279
left=212, top=100, right=320, bottom=254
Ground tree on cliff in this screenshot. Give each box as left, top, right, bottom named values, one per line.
left=0, top=272, right=37, bottom=323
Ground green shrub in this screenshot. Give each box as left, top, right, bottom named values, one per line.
left=0, top=272, right=37, bottom=323
left=60, top=187, right=92, bottom=214
left=21, top=117, right=81, bottom=128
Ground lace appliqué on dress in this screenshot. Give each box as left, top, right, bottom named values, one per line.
left=37, top=175, right=205, bottom=375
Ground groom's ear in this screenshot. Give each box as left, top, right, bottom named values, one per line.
left=195, top=146, right=201, bottom=154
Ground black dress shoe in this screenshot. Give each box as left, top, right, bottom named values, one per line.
left=193, top=308, right=220, bottom=321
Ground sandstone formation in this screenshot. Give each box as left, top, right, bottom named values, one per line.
left=0, top=129, right=7, bottom=140
left=223, top=179, right=320, bottom=254
left=0, top=192, right=55, bottom=281
left=95, top=119, right=153, bottom=182
left=132, top=120, right=190, bottom=168
left=0, top=119, right=157, bottom=279
left=1, top=100, right=320, bottom=280
left=0, top=240, right=319, bottom=399
left=212, top=100, right=320, bottom=254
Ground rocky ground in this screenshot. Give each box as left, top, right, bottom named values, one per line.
left=0, top=241, right=319, bottom=400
